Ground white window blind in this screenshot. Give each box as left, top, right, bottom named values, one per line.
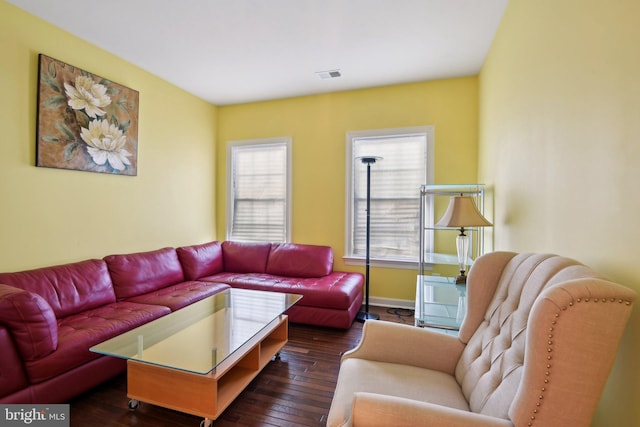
left=346, top=127, right=433, bottom=265
left=227, top=138, right=291, bottom=242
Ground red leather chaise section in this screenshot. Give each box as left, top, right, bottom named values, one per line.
left=186, top=241, right=364, bottom=329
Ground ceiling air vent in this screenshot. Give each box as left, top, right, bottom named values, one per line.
left=316, top=69, right=342, bottom=79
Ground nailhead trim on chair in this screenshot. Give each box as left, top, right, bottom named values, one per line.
left=526, top=297, right=632, bottom=426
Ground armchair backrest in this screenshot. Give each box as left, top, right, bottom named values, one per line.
left=454, top=252, right=635, bottom=427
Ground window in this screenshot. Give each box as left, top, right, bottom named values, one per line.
left=345, top=127, right=433, bottom=268
left=226, top=138, right=291, bottom=242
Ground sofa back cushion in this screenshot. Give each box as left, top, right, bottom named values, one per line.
left=0, top=284, right=58, bottom=361
left=0, top=259, right=116, bottom=318
left=176, top=241, right=224, bottom=280
left=266, top=243, right=333, bottom=278
left=222, top=241, right=271, bottom=273
left=105, top=247, right=185, bottom=299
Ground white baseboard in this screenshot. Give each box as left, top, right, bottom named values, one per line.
left=367, top=297, right=414, bottom=310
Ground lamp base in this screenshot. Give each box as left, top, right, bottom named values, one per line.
left=455, top=273, right=467, bottom=284
left=356, top=311, right=380, bottom=322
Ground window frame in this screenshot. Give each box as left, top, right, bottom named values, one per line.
left=344, top=126, right=434, bottom=269
left=225, top=137, right=292, bottom=243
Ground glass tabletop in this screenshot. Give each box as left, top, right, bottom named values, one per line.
left=90, top=288, right=302, bottom=375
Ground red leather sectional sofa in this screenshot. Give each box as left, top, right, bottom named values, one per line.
left=0, top=241, right=363, bottom=404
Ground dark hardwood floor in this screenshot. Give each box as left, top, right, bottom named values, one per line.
left=69, top=306, right=414, bottom=427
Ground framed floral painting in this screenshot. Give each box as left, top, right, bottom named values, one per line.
left=36, top=54, right=139, bottom=175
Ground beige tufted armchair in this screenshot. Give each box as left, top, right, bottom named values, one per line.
left=327, top=252, right=636, bottom=427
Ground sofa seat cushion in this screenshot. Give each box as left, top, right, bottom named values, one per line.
left=125, top=281, right=230, bottom=311
left=0, top=259, right=116, bottom=318
left=105, top=247, right=185, bottom=300
left=25, top=302, right=170, bottom=384
left=329, top=358, right=470, bottom=427
left=199, top=272, right=363, bottom=310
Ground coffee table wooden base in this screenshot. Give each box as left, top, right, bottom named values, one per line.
left=126, top=315, right=289, bottom=425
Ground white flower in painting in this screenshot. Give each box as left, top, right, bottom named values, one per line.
left=64, top=75, right=111, bottom=118
left=80, top=120, right=132, bottom=171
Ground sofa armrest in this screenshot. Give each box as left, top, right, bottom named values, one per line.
left=0, top=284, right=58, bottom=361
left=0, top=326, right=29, bottom=397
left=350, top=392, right=513, bottom=427
left=343, top=320, right=465, bottom=375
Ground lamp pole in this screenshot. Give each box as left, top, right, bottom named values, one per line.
left=357, top=156, right=381, bottom=322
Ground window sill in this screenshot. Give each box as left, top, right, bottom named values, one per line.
left=343, top=256, right=428, bottom=271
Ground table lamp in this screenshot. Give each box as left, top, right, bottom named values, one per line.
left=435, top=195, right=492, bottom=284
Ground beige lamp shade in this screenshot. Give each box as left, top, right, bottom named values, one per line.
left=436, top=196, right=492, bottom=228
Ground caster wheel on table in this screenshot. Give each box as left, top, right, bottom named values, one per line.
left=200, top=418, right=213, bottom=427
left=128, top=399, right=140, bottom=411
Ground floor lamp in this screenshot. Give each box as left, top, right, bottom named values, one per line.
left=356, top=156, right=382, bottom=322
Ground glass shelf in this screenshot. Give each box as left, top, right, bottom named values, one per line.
left=414, top=275, right=466, bottom=331
left=421, top=252, right=472, bottom=266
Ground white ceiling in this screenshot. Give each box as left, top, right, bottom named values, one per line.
left=8, top=0, right=508, bottom=106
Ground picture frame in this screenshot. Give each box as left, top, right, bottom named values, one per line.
left=36, top=54, right=139, bottom=176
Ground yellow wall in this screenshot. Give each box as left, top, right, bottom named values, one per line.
left=4, top=0, right=637, bottom=422
left=479, top=0, right=640, bottom=425
left=217, top=78, right=478, bottom=301
left=0, top=1, right=218, bottom=271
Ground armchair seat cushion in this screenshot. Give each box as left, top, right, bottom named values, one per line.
left=350, top=393, right=512, bottom=427
left=329, top=358, right=469, bottom=425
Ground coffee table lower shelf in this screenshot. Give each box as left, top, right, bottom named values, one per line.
left=126, top=315, right=289, bottom=426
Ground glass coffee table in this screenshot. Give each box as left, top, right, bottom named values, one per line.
left=91, top=288, right=302, bottom=427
